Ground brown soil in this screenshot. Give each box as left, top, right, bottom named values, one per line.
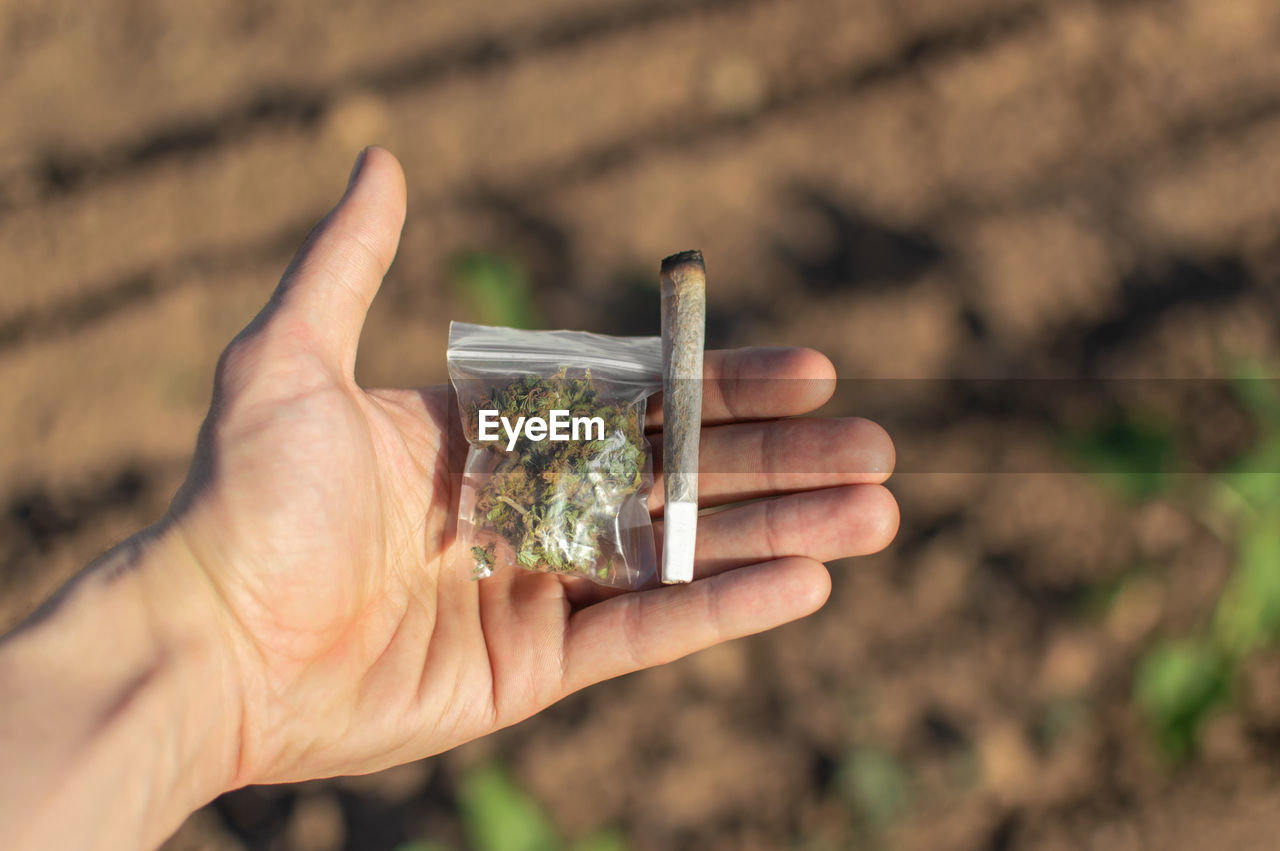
left=3, top=0, right=1280, bottom=848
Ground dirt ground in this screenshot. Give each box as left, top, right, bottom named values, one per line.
left=2, top=0, right=1280, bottom=848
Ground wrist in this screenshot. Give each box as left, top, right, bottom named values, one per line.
left=0, top=524, right=244, bottom=849
left=132, top=524, right=246, bottom=810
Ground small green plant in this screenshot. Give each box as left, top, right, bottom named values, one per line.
left=838, top=747, right=910, bottom=830
left=1212, top=522, right=1280, bottom=656
left=458, top=763, right=560, bottom=851
left=456, top=762, right=627, bottom=851
left=448, top=250, right=540, bottom=329
left=1133, top=639, right=1229, bottom=761
left=1059, top=412, right=1176, bottom=501
left=1116, top=363, right=1280, bottom=760
left=570, top=830, right=627, bottom=851
left=393, top=841, right=452, bottom=851
left=1209, top=366, right=1280, bottom=658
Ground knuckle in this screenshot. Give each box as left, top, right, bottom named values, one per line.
left=212, top=320, right=331, bottom=416
left=620, top=595, right=650, bottom=669
left=214, top=333, right=267, bottom=392
left=300, top=229, right=384, bottom=306
left=762, top=489, right=786, bottom=557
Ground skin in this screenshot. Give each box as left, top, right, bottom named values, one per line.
left=0, top=147, right=898, bottom=850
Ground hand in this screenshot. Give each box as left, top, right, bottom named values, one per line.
left=167, top=147, right=899, bottom=791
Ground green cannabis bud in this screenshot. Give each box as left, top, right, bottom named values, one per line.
left=464, top=368, right=648, bottom=581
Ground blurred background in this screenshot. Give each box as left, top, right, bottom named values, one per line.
left=2, top=0, right=1280, bottom=848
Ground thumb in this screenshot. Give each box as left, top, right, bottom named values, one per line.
left=269, top=146, right=407, bottom=376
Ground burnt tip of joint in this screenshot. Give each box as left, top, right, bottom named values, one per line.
left=660, top=249, right=704, bottom=273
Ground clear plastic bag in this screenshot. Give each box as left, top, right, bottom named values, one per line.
left=447, top=322, right=662, bottom=588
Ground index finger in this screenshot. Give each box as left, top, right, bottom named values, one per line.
left=645, top=346, right=837, bottom=429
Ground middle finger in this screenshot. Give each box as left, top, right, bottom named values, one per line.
left=646, top=416, right=895, bottom=514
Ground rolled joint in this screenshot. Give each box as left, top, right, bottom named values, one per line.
left=659, top=249, right=706, bottom=586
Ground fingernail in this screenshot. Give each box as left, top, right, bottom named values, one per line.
left=347, top=147, right=370, bottom=186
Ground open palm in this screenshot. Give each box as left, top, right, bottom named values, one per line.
left=170, top=148, right=898, bottom=790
